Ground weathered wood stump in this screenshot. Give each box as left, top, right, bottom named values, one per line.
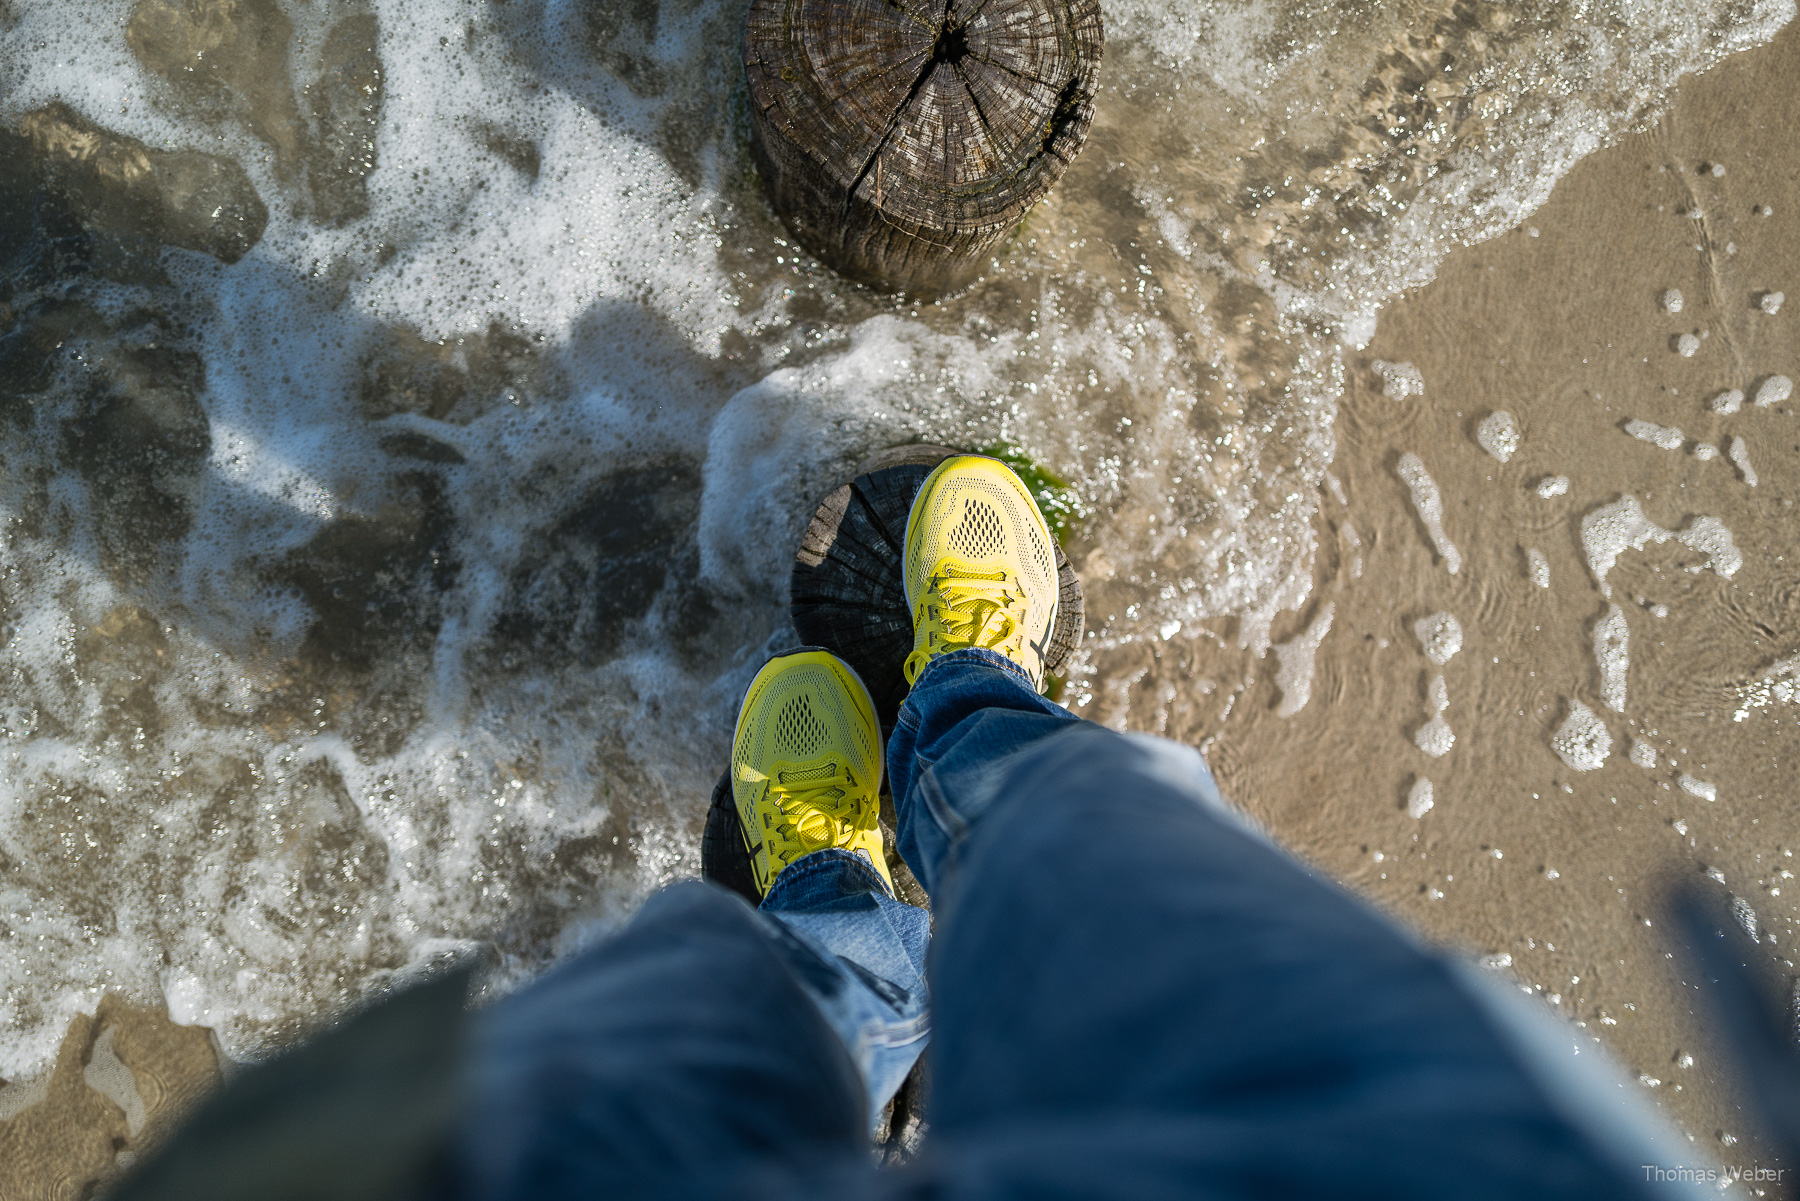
left=790, top=444, right=1084, bottom=729
left=701, top=771, right=763, bottom=904
left=743, top=0, right=1103, bottom=296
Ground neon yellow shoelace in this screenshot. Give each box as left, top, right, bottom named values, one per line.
left=904, top=570, right=1031, bottom=684
left=769, top=763, right=868, bottom=852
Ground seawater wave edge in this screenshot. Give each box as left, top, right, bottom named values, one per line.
left=0, top=0, right=1790, bottom=1076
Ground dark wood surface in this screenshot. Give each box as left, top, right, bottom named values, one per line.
left=700, top=770, right=762, bottom=905
left=790, top=444, right=1084, bottom=730
left=744, top=0, right=1103, bottom=295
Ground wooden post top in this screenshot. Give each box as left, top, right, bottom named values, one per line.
left=745, top=0, right=1103, bottom=294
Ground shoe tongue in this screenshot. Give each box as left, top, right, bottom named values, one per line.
left=780, top=761, right=838, bottom=784
left=940, top=561, right=1009, bottom=585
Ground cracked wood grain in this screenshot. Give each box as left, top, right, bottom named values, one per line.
left=745, top=0, right=1102, bottom=295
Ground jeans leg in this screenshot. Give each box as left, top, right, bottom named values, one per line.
left=759, top=849, right=931, bottom=1118
left=449, top=881, right=865, bottom=1201
left=886, top=647, right=1079, bottom=895
left=877, top=657, right=1686, bottom=1200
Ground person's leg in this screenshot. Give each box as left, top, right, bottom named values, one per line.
left=447, top=881, right=865, bottom=1201
left=886, top=646, right=1077, bottom=894
left=725, top=645, right=933, bottom=1118
left=878, top=647, right=1690, bottom=1200
left=447, top=643, right=934, bottom=1200
left=758, top=847, right=930, bottom=1118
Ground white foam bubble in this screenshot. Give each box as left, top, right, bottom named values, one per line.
left=1535, top=475, right=1571, bottom=498
left=1414, top=714, right=1455, bottom=758
left=1407, top=777, right=1435, bottom=819
left=1341, top=521, right=1364, bottom=580
left=1625, top=419, right=1684, bottom=450
left=1711, top=389, right=1745, bottom=414
left=1272, top=602, right=1335, bottom=718
left=1733, top=895, right=1759, bottom=940
left=82, top=1026, right=147, bottom=1137
left=1414, top=611, right=1464, bottom=665
left=1678, top=774, right=1718, bottom=801
left=1551, top=699, right=1611, bottom=771
left=1594, top=604, right=1630, bottom=712
left=1580, top=496, right=1670, bottom=597
left=1675, top=333, right=1701, bottom=357
left=1629, top=738, right=1657, bottom=769
left=1413, top=664, right=1456, bottom=757
left=1397, top=454, right=1461, bottom=575
left=1579, top=496, right=1743, bottom=598
left=1676, top=516, right=1743, bottom=579
left=1693, top=442, right=1719, bottom=460
left=1728, top=436, right=1758, bottom=485
left=1527, top=547, right=1551, bottom=588
left=1372, top=360, right=1425, bottom=401
left=1477, top=410, right=1521, bottom=462
left=1761, top=291, right=1785, bottom=315
left=1756, top=375, right=1794, bottom=406
left=1734, top=653, right=1800, bottom=722
left=1662, top=288, right=1685, bottom=314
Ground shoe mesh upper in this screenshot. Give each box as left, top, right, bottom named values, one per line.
left=736, top=661, right=879, bottom=784
left=905, top=464, right=1058, bottom=682
left=950, top=498, right=1006, bottom=559
left=731, top=652, right=888, bottom=897
left=773, top=693, right=827, bottom=758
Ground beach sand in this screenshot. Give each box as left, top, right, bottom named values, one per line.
left=5, top=16, right=1800, bottom=1199
left=1174, top=20, right=1800, bottom=1173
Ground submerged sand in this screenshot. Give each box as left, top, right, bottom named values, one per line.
left=7, top=17, right=1800, bottom=1201
left=1189, top=24, right=1800, bottom=1175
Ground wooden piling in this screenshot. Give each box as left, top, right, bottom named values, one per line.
left=743, top=0, right=1103, bottom=296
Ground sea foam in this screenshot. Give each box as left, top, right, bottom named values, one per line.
left=1477, top=411, right=1521, bottom=462
left=1397, top=454, right=1461, bottom=575
left=1414, top=611, right=1464, bottom=666
left=1755, top=375, right=1793, bottom=406
left=1580, top=496, right=1741, bottom=598
left=1728, top=436, right=1758, bottom=486
left=1372, top=360, right=1425, bottom=401
left=1625, top=419, right=1684, bottom=450
left=1594, top=604, right=1629, bottom=712
left=1552, top=700, right=1612, bottom=771
left=1273, top=603, right=1336, bottom=718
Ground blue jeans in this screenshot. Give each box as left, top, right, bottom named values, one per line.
left=445, top=649, right=1700, bottom=1199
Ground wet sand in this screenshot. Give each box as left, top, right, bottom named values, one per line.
left=1166, top=20, right=1800, bottom=1178
left=6, top=18, right=1800, bottom=1200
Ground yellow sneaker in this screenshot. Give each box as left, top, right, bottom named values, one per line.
left=731, top=647, right=893, bottom=898
left=903, top=454, right=1059, bottom=690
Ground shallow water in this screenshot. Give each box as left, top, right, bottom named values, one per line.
left=0, top=0, right=1792, bottom=1076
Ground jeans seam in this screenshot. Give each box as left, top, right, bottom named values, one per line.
left=916, top=761, right=969, bottom=844
left=859, top=1011, right=930, bottom=1049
